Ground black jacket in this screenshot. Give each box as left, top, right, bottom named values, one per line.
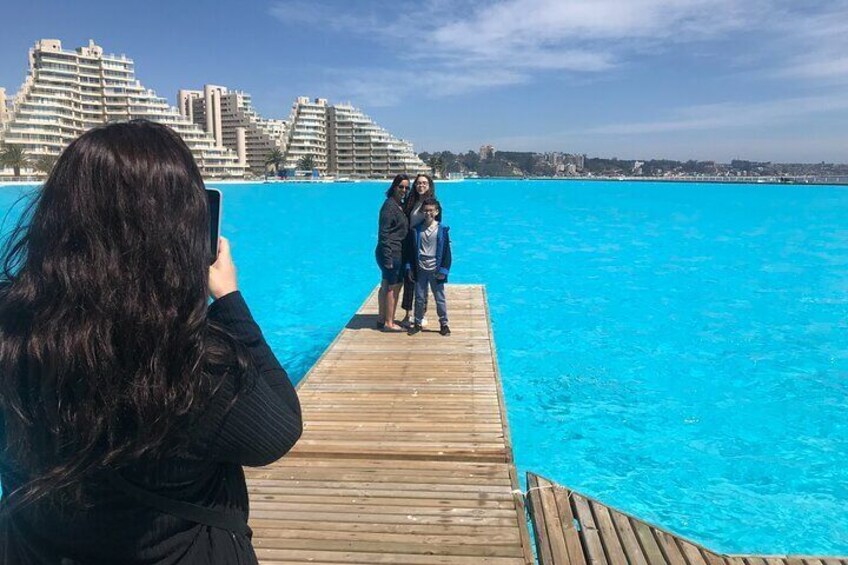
left=0, top=292, right=302, bottom=565
left=375, top=197, right=408, bottom=267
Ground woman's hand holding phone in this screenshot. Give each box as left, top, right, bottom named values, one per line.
left=209, top=236, right=239, bottom=300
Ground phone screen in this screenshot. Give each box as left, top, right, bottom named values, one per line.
left=206, top=188, right=221, bottom=264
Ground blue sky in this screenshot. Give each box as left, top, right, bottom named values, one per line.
left=2, top=0, right=847, bottom=162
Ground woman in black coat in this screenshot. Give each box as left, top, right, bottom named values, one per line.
left=0, top=120, right=302, bottom=564
left=375, top=174, right=410, bottom=331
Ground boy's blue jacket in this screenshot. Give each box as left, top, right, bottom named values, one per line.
left=403, top=223, right=452, bottom=281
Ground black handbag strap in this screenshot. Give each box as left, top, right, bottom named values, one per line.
left=105, top=471, right=252, bottom=537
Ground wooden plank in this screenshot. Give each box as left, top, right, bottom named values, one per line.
left=249, top=501, right=519, bottom=518
left=572, top=493, right=609, bottom=565
left=251, top=469, right=512, bottom=485
left=677, top=539, right=709, bottom=565
left=608, top=509, right=649, bottom=565
left=253, top=536, right=527, bottom=557
left=702, top=551, right=728, bottom=565
left=249, top=518, right=520, bottom=537
left=552, top=484, right=588, bottom=565
left=249, top=528, right=518, bottom=547
left=631, top=519, right=669, bottom=565
left=250, top=457, right=509, bottom=471
left=248, top=493, right=516, bottom=510
left=653, top=529, right=688, bottom=564
left=590, top=500, right=629, bottom=565
left=526, top=473, right=556, bottom=565
left=508, top=465, right=536, bottom=565
left=538, top=476, right=573, bottom=564
left=245, top=480, right=513, bottom=495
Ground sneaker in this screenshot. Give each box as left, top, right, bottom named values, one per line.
left=408, top=323, right=422, bottom=336
left=439, top=324, right=451, bottom=336
left=420, top=316, right=428, bottom=328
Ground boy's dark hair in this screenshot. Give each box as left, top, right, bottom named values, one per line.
left=422, top=197, right=441, bottom=211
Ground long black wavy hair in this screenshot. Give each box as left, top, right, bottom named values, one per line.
left=403, top=173, right=438, bottom=217
left=384, top=173, right=410, bottom=198
left=0, top=120, right=252, bottom=508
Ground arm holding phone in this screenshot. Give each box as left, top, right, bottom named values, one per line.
left=207, top=236, right=303, bottom=466
left=209, top=237, right=238, bottom=300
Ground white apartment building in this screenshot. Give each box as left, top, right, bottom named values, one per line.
left=280, top=97, right=426, bottom=178
left=282, top=97, right=329, bottom=173
left=328, top=103, right=427, bottom=178
left=0, top=88, right=7, bottom=127
left=178, top=85, right=286, bottom=176
left=0, top=40, right=245, bottom=178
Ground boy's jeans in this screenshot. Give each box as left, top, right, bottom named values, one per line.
left=414, top=269, right=448, bottom=325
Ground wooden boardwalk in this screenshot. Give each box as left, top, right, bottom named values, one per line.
left=526, top=472, right=848, bottom=565
left=245, top=285, right=534, bottom=564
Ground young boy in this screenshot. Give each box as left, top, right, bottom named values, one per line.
left=404, top=197, right=452, bottom=336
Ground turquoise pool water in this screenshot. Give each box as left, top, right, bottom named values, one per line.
left=1, top=180, right=846, bottom=554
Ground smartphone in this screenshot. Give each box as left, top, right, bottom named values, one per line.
left=206, top=188, right=222, bottom=264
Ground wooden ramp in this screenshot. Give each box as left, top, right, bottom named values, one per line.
left=245, top=285, right=534, bottom=564
left=526, top=472, right=848, bottom=565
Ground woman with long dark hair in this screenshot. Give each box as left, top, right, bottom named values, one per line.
left=400, top=173, right=437, bottom=327
left=375, top=173, right=410, bottom=331
left=0, top=120, right=302, bottom=564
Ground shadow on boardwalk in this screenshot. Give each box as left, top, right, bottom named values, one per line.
left=344, top=313, right=382, bottom=330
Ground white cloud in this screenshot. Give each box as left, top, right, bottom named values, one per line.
left=580, top=92, right=848, bottom=135
left=268, top=0, right=769, bottom=102
left=269, top=1, right=848, bottom=102
left=316, top=67, right=529, bottom=107
left=781, top=57, right=848, bottom=81
left=268, top=1, right=384, bottom=32
left=431, top=0, right=753, bottom=48
left=561, top=91, right=848, bottom=136
left=770, top=3, right=848, bottom=83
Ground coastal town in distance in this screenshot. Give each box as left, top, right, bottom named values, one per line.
left=1, top=38, right=846, bottom=184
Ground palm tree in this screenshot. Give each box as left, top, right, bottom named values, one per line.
left=0, top=144, right=29, bottom=178
left=297, top=154, right=316, bottom=172
left=426, top=155, right=444, bottom=178
left=32, top=154, right=58, bottom=177
left=265, top=148, right=284, bottom=179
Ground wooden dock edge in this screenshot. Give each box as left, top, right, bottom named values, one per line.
left=482, top=287, right=535, bottom=564
left=525, top=471, right=847, bottom=565
left=291, top=286, right=380, bottom=393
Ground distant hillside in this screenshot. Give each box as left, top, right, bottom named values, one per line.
left=418, top=151, right=848, bottom=178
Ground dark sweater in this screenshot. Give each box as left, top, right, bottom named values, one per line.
left=0, top=291, right=302, bottom=565
left=375, top=197, right=408, bottom=267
